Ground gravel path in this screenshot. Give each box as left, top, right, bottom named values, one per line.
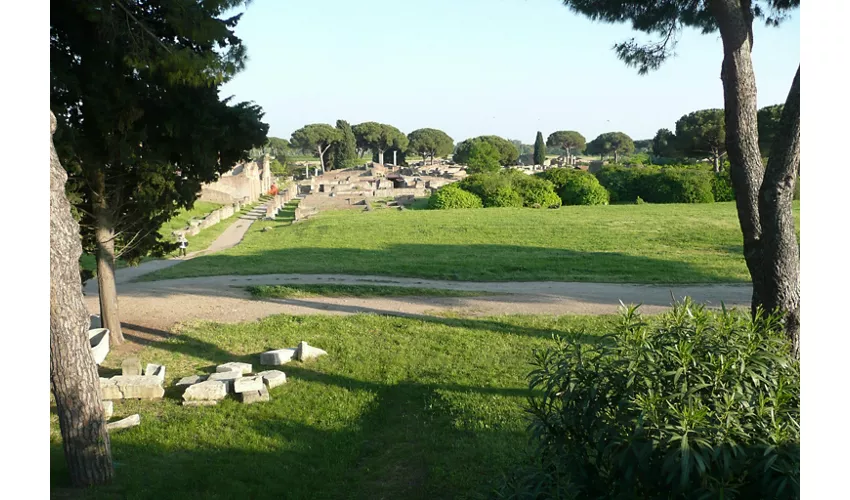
left=83, top=204, right=752, bottom=341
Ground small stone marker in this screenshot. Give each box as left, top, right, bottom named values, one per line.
left=176, top=375, right=207, bottom=387
left=216, top=362, right=253, bottom=375
left=256, top=370, right=287, bottom=389
left=240, top=384, right=270, bottom=404
left=260, top=348, right=296, bottom=366
left=122, top=357, right=142, bottom=376
left=234, top=376, right=264, bottom=393
left=107, top=414, right=140, bottom=431
left=102, top=401, right=113, bottom=420
left=295, top=341, right=328, bottom=362
left=182, top=380, right=228, bottom=402
left=144, top=363, right=166, bottom=382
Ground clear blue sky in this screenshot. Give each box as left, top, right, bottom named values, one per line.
left=220, top=0, right=799, bottom=144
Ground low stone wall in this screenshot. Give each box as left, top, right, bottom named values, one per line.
left=172, top=201, right=244, bottom=239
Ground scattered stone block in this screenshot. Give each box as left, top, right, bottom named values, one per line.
left=100, top=376, right=165, bottom=400
left=102, top=401, right=113, bottom=420
left=234, top=376, right=264, bottom=393
left=208, top=370, right=242, bottom=392
left=260, top=348, right=296, bottom=366
left=176, top=375, right=207, bottom=387
left=88, top=328, right=110, bottom=365
left=182, top=380, right=228, bottom=402
left=182, top=400, right=219, bottom=407
left=144, top=363, right=166, bottom=382
left=121, top=357, right=142, bottom=376
left=216, top=362, right=252, bottom=375
left=295, top=341, right=328, bottom=362
left=256, top=370, right=287, bottom=389
left=240, top=385, right=270, bottom=404
left=107, top=414, right=140, bottom=431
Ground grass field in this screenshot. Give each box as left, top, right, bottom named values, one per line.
left=248, top=284, right=501, bottom=299
left=50, top=312, right=616, bottom=499
left=141, top=201, right=800, bottom=284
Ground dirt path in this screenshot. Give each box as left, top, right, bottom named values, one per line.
left=84, top=270, right=752, bottom=342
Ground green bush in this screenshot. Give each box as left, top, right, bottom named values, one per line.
left=511, top=174, right=562, bottom=208
left=499, top=300, right=800, bottom=499
left=426, top=184, right=483, bottom=209
left=596, top=165, right=715, bottom=204
left=535, top=168, right=581, bottom=192
left=635, top=195, right=645, bottom=204
left=557, top=171, right=609, bottom=206
left=713, top=164, right=736, bottom=202
left=487, top=186, right=524, bottom=207
left=459, top=171, right=559, bottom=208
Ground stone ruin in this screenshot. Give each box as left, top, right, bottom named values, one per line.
left=199, top=154, right=275, bottom=205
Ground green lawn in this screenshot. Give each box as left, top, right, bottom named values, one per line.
left=141, top=201, right=800, bottom=284
left=50, top=312, right=615, bottom=499
left=248, top=284, right=501, bottom=299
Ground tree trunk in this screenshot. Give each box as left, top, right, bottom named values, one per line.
left=713, top=153, right=722, bottom=173
left=50, top=111, right=114, bottom=486
left=711, top=0, right=767, bottom=315
left=614, top=151, right=619, bottom=163
left=759, top=66, right=801, bottom=357
left=317, top=146, right=325, bottom=174
left=93, top=171, right=124, bottom=346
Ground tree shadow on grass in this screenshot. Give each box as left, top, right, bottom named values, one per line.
left=51, top=366, right=536, bottom=500
left=147, top=243, right=745, bottom=285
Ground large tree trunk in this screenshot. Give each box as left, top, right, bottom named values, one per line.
left=712, top=0, right=800, bottom=358
left=712, top=0, right=767, bottom=315
left=92, top=171, right=124, bottom=346
left=50, top=111, right=114, bottom=486
left=759, top=66, right=801, bottom=356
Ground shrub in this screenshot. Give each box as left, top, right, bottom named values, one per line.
left=459, top=171, right=556, bottom=208
left=713, top=164, right=736, bottom=202
left=427, top=184, right=483, bottom=209
left=596, top=165, right=715, bottom=204
left=487, top=186, right=524, bottom=207
left=499, top=300, right=799, bottom=499
left=511, top=174, right=562, bottom=208
left=558, top=171, right=609, bottom=206
left=635, top=196, right=645, bottom=204
left=535, top=167, right=580, bottom=192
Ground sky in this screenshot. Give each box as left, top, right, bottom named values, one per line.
left=219, top=0, right=800, bottom=145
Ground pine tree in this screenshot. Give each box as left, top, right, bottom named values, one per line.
left=333, top=120, right=358, bottom=170
left=533, top=131, right=547, bottom=165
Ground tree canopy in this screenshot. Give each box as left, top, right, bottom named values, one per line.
left=546, top=131, right=586, bottom=157
left=352, top=122, right=407, bottom=164
left=408, top=128, right=454, bottom=165
left=454, top=136, right=519, bottom=166
left=290, top=124, right=341, bottom=173
left=533, top=132, right=547, bottom=165
left=332, top=120, right=358, bottom=170
left=51, top=0, right=268, bottom=344
left=675, top=108, right=727, bottom=172
left=652, top=128, right=679, bottom=158
left=465, top=141, right=503, bottom=174
left=586, top=132, right=635, bottom=163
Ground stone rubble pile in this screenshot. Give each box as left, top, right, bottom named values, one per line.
left=179, top=362, right=287, bottom=407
